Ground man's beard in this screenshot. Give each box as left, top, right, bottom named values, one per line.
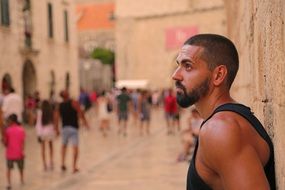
left=175, top=78, right=210, bottom=108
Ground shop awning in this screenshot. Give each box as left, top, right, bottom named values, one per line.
left=115, top=80, right=148, bottom=89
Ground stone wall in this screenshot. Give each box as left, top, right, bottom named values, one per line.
left=75, top=0, right=113, bottom=4
left=116, top=0, right=189, bottom=18
left=225, top=0, right=285, bottom=188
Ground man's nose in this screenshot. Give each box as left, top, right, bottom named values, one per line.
left=172, top=67, right=183, bottom=81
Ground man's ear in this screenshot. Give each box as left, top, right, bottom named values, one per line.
left=212, top=65, right=227, bottom=86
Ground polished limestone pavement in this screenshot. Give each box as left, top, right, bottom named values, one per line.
left=0, top=107, right=190, bottom=190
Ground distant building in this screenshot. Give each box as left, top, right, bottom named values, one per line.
left=76, top=0, right=115, bottom=92
left=0, top=0, right=79, bottom=100
left=115, top=0, right=226, bottom=89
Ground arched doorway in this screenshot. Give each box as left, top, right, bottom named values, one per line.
left=2, top=73, right=13, bottom=93
left=22, top=60, right=36, bottom=99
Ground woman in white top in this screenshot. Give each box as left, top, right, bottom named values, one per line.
left=97, top=91, right=111, bottom=137
left=35, top=100, right=58, bottom=170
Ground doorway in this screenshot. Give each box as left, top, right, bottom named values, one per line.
left=22, top=60, right=36, bottom=100
left=2, top=73, right=13, bottom=93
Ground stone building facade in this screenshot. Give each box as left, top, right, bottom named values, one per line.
left=0, top=0, right=79, bottom=101
left=225, top=1, right=285, bottom=189
left=115, top=0, right=225, bottom=89
left=76, top=0, right=115, bottom=91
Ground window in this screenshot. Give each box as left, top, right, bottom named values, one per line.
left=0, top=0, right=10, bottom=26
left=47, top=3, right=53, bottom=38
left=23, top=0, right=32, bottom=47
left=64, top=10, right=69, bottom=42
left=65, top=72, right=70, bottom=90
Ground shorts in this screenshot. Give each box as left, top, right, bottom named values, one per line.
left=140, top=112, right=150, bottom=121
left=118, top=111, right=128, bottom=121
left=39, top=125, right=56, bottom=141
left=62, top=126, right=79, bottom=146
left=165, top=112, right=175, bottom=120
left=7, top=159, right=24, bottom=170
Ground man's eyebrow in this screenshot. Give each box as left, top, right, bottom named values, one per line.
left=181, top=59, right=192, bottom=63
left=177, top=58, right=194, bottom=65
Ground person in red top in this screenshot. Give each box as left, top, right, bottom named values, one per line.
left=24, top=94, right=36, bottom=126
left=89, top=90, right=97, bottom=105
left=4, top=114, right=25, bottom=190
left=164, top=88, right=178, bottom=134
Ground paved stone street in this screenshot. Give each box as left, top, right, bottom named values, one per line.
left=0, top=107, right=190, bottom=190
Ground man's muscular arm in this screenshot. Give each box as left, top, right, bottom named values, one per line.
left=199, top=115, right=270, bottom=190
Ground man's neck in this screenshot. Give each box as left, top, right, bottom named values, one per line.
left=195, top=90, right=235, bottom=119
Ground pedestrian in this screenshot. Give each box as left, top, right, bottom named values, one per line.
left=163, top=88, right=177, bottom=135
left=138, top=90, right=151, bottom=136
left=116, top=87, right=131, bottom=136
left=173, top=101, right=181, bottom=132
left=24, top=94, right=36, bottom=126
left=172, top=34, right=275, bottom=189
left=89, top=89, right=97, bottom=107
left=0, top=109, right=4, bottom=144
left=177, top=107, right=202, bottom=162
left=33, top=90, right=41, bottom=109
left=130, top=89, right=140, bottom=126
left=79, top=88, right=92, bottom=112
left=1, top=87, right=23, bottom=144
left=151, top=89, right=161, bottom=108
left=2, top=87, right=23, bottom=124
left=187, top=107, right=202, bottom=139
left=96, top=91, right=111, bottom=137
left=35, top=100, right=59, bottom=171
left=55, top=90, right=89, bottom=173
left=3, top=114, right=25, bottom=190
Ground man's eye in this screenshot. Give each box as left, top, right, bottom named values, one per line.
left=184, top=64, right=192, bottom=71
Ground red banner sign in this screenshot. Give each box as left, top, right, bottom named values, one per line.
left=165, top=26, right=198, bottom=50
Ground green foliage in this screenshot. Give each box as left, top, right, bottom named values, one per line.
left=90, top=48, right=115, bottom=65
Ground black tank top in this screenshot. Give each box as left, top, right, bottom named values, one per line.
left=59, top=100, right=79, bottom=129
left=187, top=103, right=276, bottom=190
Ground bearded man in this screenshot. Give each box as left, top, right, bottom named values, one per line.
left=172, top=34, right=275, bottom=190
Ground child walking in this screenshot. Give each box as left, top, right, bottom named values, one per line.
left=4, top=114, right=26, bottom=190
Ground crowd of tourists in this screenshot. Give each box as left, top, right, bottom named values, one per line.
left=0, top=86, right=198, bottom=190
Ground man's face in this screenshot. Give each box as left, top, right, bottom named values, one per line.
left=172, top=45, right=211, bottom=108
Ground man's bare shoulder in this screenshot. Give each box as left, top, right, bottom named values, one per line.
left=200, top=111, right=242, bottom=141
left=197, top=112, right=271, bottom=189
left=199, top=111, right=245, bottom=169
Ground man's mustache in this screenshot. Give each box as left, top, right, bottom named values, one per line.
left=175, top=81, right=186, bottom=93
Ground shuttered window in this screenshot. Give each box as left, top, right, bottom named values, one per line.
left=64, top=10, right=69, bottom=42
left=47, top=3, right=53, bottom=38
left=0, top=0, right=10, bottom=26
